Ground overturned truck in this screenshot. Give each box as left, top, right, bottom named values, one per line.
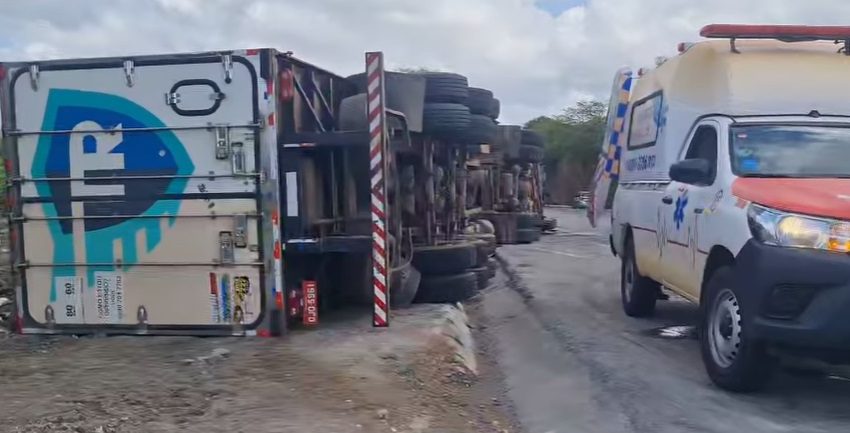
left=0, top=48, right=544, bottom=336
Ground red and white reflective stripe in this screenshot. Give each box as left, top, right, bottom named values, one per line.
left=367, top=52, right=389, bottom=327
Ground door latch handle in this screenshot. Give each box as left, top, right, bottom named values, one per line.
left=662, top=196, right=673, bottom=205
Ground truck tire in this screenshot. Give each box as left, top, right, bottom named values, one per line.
left=521, top=129, right=545, bottom=147
left=422, top=72, right=469, bottom=103
left=516, top=228, right=541, bottom=244
left=488, top=98, right=501, bottom=119
left=467, top=239, right=494, bottom=266
left=516, top=213, right=540, bottom=229
left=414, top=272, right=477, bottom=303
left=423, top=103, right=471, bottom=138
left=469, top=265, right=491, bottom=291
left=621, top=236, right=658, bottom=317
left=389, top=262, right=421, bottom=309
left=412, top=242, right=477, bottom=276
left=517, top=145, right=544, bottom=163
left=465, top=114, right=498, bottom=144
left=466, top=87, right=494, bottom=115
left=700, top=266, right=773, bottom=392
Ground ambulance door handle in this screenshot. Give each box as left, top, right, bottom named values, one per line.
left=662, top=196, right=673, bottom=205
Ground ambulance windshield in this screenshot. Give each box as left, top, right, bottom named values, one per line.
left=731, top=124, right=850, bottom=178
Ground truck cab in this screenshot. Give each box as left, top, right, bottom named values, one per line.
left=606, top=24, right=850, bottom=392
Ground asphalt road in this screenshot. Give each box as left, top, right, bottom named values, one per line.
left=477, top=207, right=850, bottom=433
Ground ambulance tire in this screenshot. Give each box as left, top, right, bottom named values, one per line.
left=423, top=103, right=471, bottom=138
left=422, top=72, right=469, bottom=103
left=465, top=114, right=498, bottom=144
left=516, top=228, right=541, bottom=244
left=521, top=129, right=545, bottom=147
left=412, top=242, right=477, bottom=276
left=621, top=235, right=658, bottom=317
left=414, top=272, right=477, bottom=303
left=488, top=98, right=501, bottom=119
left=700, top=266, right=774, bottom=392
left=469, top=266, right=491, bottom=291
left=517, top=145, right=544, bottom=163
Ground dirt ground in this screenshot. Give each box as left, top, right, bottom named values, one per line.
left=0, top=304, right=519, bottom=433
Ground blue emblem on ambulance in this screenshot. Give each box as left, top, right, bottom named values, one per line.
left=32, top=89, right=194, bottom=301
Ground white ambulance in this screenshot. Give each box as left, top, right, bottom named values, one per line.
left=606, top=25, right=850, bottom=391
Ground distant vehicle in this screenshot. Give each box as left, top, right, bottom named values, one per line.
left=573, top=191, right=590, bottom=208
left=599, top=24, right=850, bottom=392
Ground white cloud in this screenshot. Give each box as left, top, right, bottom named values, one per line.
left=1, top=0, right=849, bottom=123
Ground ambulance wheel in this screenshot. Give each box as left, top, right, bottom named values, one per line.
left=621, top=235, right=657, bottom=317
left=412, top=242, right=477, bottom=276
left=414, top=272, right=477, bottom=303
left=700, top=266, right=774, bottom=392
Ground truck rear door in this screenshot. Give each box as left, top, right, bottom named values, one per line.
left=6, top=54, right=264, bottom=333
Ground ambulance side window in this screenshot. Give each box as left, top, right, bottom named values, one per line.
left=683, top=125, right=718, bottom=185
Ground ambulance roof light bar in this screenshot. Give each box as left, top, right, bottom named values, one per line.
left=700, top=24, right=850, bottom=55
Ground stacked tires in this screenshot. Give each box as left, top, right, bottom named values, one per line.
left=412, top=242, right=479, bottom=303
left=409, top=73, right=504, bottom=304
left=421, top=73, right=471, bottom=139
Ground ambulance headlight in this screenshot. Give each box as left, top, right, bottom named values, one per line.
left=748, top=204, right=850, bottom=253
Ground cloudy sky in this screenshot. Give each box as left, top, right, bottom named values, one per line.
left=0, top=0, right=848, bottom=123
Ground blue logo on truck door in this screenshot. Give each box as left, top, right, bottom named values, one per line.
left=32, top=89, right=194, bottom=301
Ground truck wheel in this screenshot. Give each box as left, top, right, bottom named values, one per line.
left=700, top=266, right=773, bottom=392
left=517, top=145, right=544, bottom=163
left=423, top=103, right=471, bottom=138
left=412, top=242, right=477, bottom=276
left=465, top=114, right=498, bottom=144
left=466, top=87, right=494, bottom=115
left=516, top=228, right=541, bottom=244
left=469, top=266, right=491, bottom=290
left=521, top=129, right=545, bottom=147
left=422, top=72, right=469, bottom=103
left=414, top=272, right=477, bottom=303
left=488, top=98, right=501, bottom=119
left=621, top=236, right=658, bottom=317
left=516, top=213, right=540, bottom=229
left=389, top=262, right=421, bottom=309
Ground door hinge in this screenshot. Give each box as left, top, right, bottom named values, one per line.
left=231, top=141, right=246, bottom=174
left=165, top=92, right=181, bottom=106
left=219, top=231, right=235, bottom=265
left=215, top=126, right=230, bottom=160
left=222, top=54, right=233, bottom=84
left=233, top=214, right=248, bottom=248
left=28, top=64, right=39, bottom=91
left=123, top=60, right=135, bottom=87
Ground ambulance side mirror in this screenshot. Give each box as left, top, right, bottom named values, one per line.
left=670, top=159, right=712, bottom=185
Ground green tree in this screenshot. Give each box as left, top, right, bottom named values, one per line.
left=526, top=100, right=607, bottom=204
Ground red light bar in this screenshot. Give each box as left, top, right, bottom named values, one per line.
left=701, top=24, right=850, bottom=41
